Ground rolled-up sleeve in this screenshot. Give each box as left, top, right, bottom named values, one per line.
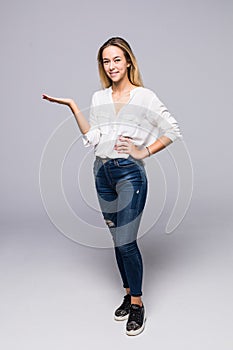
left=147, top=94, right=183, bottom=142
left=82, top=92, right=101, bottom=147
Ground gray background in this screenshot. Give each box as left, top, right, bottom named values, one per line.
left=1, top=0, right=233, bottom=348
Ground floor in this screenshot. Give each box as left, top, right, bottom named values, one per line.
left=0, top=200, right=232, bottom=350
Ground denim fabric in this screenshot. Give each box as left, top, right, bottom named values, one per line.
left=93, top=156, right=148, bottom=296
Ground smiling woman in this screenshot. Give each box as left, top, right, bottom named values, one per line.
left=102, top=46, right=131, bottom=92
left=42, top=36, right=182, bottom=337
left=97, top=37, right=143, bottom=90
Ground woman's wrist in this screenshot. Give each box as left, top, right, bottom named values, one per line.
left=69, top=100, right=81, bottom=115
left=138, top=147, right=151, bottom=159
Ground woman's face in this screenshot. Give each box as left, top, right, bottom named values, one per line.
left=102, top=45, right=130, bottom=84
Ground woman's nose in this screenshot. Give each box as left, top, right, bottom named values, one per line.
left=109, top=60, right=115, bottom=70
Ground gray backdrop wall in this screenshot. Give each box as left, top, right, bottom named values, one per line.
left=1, top=0, right=232, bottom=224
left=1, top=0, right=232, bottom=349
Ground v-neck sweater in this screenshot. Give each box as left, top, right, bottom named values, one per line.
left=82, top=86, right=183, bottom=159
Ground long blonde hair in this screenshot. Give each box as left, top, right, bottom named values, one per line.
left=97, top=37, right=144, bottom=88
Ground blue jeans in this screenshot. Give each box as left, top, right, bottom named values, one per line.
left=93, top=156, right=148, bottom=296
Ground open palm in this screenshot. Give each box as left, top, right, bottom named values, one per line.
left=42, top=94, right=72, bottom=105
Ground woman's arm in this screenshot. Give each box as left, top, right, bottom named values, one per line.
left=42, top=94, right=90, bottom=134
left=145, top=135, right=172, bottom=156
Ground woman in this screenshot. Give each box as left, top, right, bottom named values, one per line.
left=42, top=37, right=182, bottom=336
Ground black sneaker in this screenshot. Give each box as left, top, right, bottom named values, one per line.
left=114, top=294, right=131, bottom=321
left=126, top=303, right=146, bottom=336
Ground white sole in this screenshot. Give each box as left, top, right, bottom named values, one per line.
left=114, top=314, right=129, bottom=321
left=126, top=315, right=146, bottom=336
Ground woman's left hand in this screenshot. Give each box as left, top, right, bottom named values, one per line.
left=114, top=136, right=148, bottom=160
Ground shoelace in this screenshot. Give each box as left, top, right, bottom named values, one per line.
left=128, top=305, right=142, bottom=324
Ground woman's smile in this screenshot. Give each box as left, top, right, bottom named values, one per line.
left=110, top=71, right=119, bottom=77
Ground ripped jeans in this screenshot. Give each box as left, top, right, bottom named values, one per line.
left=93, top=156, right=148, bottom=297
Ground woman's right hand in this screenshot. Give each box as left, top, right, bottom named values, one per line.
left=42, top=93, right=90, bottom=134
left=42, top=94, right=73, bottom=106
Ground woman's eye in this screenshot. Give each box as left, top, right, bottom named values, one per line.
left=103, top=59, right=120, bottom=65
